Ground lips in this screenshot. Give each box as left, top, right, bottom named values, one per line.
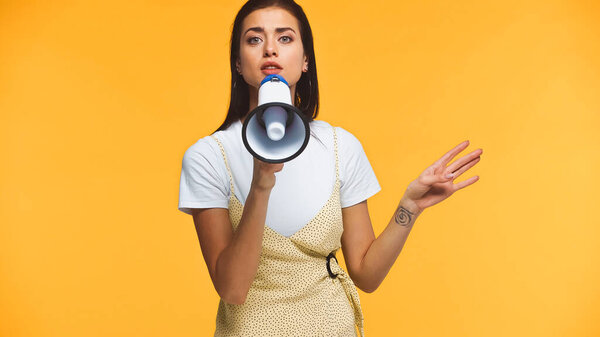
left=262, top=68, right=282, bottom=75
left=261, top=61, right=282, bottom=70
left=261, top=61, right=282, bottom=75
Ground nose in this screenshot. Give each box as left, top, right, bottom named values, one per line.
left=263, top=39, right=278, bottom=57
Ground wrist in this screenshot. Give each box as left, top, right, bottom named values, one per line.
left=391, top=198, right=421, bottom=229
left=249, top=184, right=272, bottom=197
left=398, top=197, right=423, bottom=217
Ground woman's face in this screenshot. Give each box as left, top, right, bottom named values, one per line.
left=236, top=7, right=308, bottom=92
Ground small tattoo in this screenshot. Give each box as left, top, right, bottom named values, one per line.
left=394, top=206, right=414, bottom=227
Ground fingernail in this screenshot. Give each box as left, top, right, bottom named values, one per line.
left=446, top=173, right=454, bottom=178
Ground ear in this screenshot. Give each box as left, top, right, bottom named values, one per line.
left=236, top=58, right=241, bottom=72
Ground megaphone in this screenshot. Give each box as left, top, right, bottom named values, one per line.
left=241, top=74, right=310, bottom=164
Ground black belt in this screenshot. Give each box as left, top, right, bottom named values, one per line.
left=326, top=252, right=339, bottom=279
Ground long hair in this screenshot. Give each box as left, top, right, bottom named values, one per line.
left=213, top=0, right=319, bottom=134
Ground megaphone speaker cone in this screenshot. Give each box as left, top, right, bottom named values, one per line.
left=241, top=74, right=311, bottom=163
left=242, top=103, right=310, bottom=164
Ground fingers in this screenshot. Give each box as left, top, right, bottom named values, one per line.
left=435, top=140, right=470, bottom=167
left=254, top=157, right=284, bottom=171
left=453, top=175, right=480, bottom=191
left=449, top=156, right=481, bottom=180
left=447, top=148, right=483, bottom=173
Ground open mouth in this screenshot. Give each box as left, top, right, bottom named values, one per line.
left=261, top=61, right=283, bottom=70
left=261, top=66, right=282, bottom=75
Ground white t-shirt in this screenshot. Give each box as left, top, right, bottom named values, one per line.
left=178, top=119, right=381, bottom=237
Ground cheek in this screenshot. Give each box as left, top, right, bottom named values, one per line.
left=285, top=50, right=305, bottom=68
left=239, top=46, right=258, bottom=62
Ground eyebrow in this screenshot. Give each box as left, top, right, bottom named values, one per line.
left=243, top=27, right=296, bottom=36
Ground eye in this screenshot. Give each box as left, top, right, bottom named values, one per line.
left=280, top=36, right=293, bottom=43
left=247, top=36, right=261, bottom=44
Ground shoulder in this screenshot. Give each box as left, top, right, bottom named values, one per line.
left=182, top=133, right=223, bottom=167
left=310, top=120, right=359, bottom=144
left=332, top=124, right=364, bottom=153
left=308, top=120, right=365, bottom=153
left=336, top=127, right=361, bottom=145
left=184, top=135, right=215, bottom=156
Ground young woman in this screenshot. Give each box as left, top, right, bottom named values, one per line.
left=178, top=1, right=483, bottom=336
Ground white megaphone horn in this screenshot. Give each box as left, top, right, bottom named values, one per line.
left=241, top=74, right=310, bottom=163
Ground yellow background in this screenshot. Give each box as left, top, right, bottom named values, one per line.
left=1, top=0, right=599, bottom=336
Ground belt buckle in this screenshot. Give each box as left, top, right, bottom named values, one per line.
left=326, top=252, right=339, bottom=279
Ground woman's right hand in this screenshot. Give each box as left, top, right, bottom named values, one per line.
left=250, top=157, right=284, bottom=191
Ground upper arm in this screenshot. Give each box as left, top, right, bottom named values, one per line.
left=336, top=127, right=381, bottom=209
left=191, top=208, right=234, bottom=294
left=336, top=126, right=380, bottom=290
left=178, top=139, right=230, bottom=215
left=341, top=200, right=375, bottom=290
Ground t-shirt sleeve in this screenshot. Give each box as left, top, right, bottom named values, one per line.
left=337, top=127, right=382, bottom=208
left=178, top=137, right=230, bottom=215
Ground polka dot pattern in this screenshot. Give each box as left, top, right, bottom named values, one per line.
left=209, top=125, right=365, bottom=336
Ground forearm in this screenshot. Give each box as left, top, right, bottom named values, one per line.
left=357, top=197, right=422, bottom=293
left=216, top=186, right=271, bottom=304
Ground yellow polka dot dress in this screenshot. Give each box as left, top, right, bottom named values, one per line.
left=209, top=125, right=365, bottom=337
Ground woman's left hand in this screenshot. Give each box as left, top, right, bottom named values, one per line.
left=402, top=140, right=483, bottom=213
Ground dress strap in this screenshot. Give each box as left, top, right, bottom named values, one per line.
left=332, top=126, right=340, bottom=183
left=210, top=135, right=235, bottom=196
